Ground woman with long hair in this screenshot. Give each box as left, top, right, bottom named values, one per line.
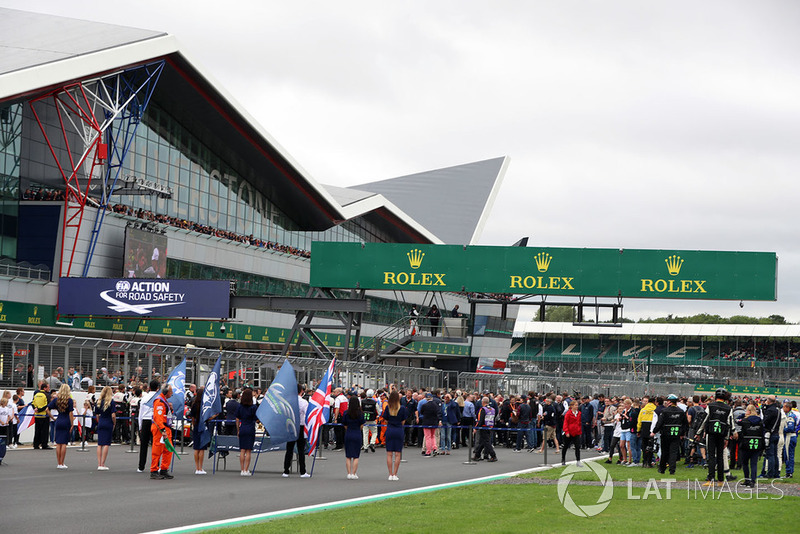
left=48, top=384, right=74, bottom=469
left=381, top=391, right=407, bottom=480
left=236, top=388, right=258, bottom=476
left=189, top=387, right=208, bottom=474
left=343, top=395, right=365, bottom=479
left=95, top=386, right=116, bottom=470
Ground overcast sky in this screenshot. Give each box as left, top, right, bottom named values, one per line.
left=6, top=1, right=800, bottom=322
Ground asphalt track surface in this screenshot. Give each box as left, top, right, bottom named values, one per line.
left=2, top=439, right=603, bottom=533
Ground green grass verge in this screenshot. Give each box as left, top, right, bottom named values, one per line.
left=208, top=466, right=798, bottom=534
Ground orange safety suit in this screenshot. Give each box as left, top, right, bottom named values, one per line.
left=150, top=394, right=173, bottom=472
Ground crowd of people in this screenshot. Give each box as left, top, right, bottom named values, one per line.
left=3, top=378, right=797, bottom=487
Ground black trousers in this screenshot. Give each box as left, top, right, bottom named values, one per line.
left=562, top=435, right=581, bottom=463
left=473, top=428, right=495, bottom=459
left=33, top=417, right=49, bottom=448
left=284, top=431, right=307, bottom=475
left=707, top=434, right=726, bottom=482
left=461, top=417, right=475, bottom=445
left=334, top=422, right=345, bottom=449
left=138, top=420, right=152, bottom=471
left=582, top=423, right=593, bottom=448
left=741, top=447, right=761, bottom=483
left=659, top=437, right=680, bottom=474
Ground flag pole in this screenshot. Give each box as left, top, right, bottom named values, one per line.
left=309, top=432, right=321, bottom=477
left=250, top=432, right=267, bottom=474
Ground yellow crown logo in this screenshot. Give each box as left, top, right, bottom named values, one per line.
left=665, top=255, right=684, bottom=276
left=534, top=252, right=552, bottom=273
left=407, top=249, right=425, bottom=269
left=33, top=306, right=38, bottom=316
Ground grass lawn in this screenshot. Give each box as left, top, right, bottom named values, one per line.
left=210, top=462, right=799, bottom=534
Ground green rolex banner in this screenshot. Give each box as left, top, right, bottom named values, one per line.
left=310, top=242, right=777, bottom=301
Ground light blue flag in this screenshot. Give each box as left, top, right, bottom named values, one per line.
left=197, top=354, right=222, bottom=449
left=144, top=358, right=186, bottom=419
left=256, top=359, right=299, bottom=444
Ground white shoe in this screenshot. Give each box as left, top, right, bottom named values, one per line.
left=98, top=466, right=109, bottom=471
left=392, top=475, right=399, bottom=481
left=300, top=473, right=311, bottom=478
left=352, top=474, right=358, bottom=479
left=137, top=468, right=144, bottom=473
left=282, top=473, right=289, bottom=478
left=347, top=474, right=353, bottom=480
left=198, top=470, right=207, bottom=475
left=389, top=476, right=393, bottom=480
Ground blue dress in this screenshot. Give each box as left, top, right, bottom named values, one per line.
left=236, top=404, right=258, bottom=450
left=381, top=406, right=407, bottom=453
left=96, top=401, right=116, bottom=447
left=343, top=413, right=365, bottom=458
left=48, top=398, right=73, bottom=445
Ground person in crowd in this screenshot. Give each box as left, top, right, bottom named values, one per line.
left=538, top=396, right=559, bottom=454
left=605, top=404, right=624, bottom=464
left=189, top=386, right=208, bottom=475
left=419, top=392, right=441, bottom=457
left=426, top=304, right=441, bottom=336
left=619, top=398, right=633, bottom=465
left=150, top=384, right=175, bottom=480
left=333, top=388, right=348, bottom=451
left=31, top=382, right=51, bottom=450
left=236, top=388, right=258, bottom=476
left=48, top=390, right=59, bottom=444
left=699, top=388, right=734, bottom=487
left=48, top=384, right=74, bottom=469
left=651, top=394, right=688, bottom=475
left=282, top=384, right=310, bottom=478
left=600, top=397, right=616, bottom=453
left=95, top=386, right=116, bottom=470
left=514, top=395, right=534, bottom=452
left=343, top=395, right=365, bottom=479
left=0, top=396, right=13, bottom=448
left=138, top=380, right=157, bottom=473
left=781, top=399, right=798, bottom=478
left=760, top=395, right=781, bottom=478
left=739, top=403, right=766, bottom=487
left=460, top=393, right=476, bottom=448
left=401, top=389, right=418, bottom=447
left=440, top=393, right=459, bottom=454
left=129, top=387, right=142, bottom=446
left=360, top=389, right=379, bottom=453
left=381, top=390, right=407, bottom=480
left=580, top=396, right=595, bottom=449
left=223, top=389, right=240, bottom=436
left=562, top=399, right=582, bottom=466
left=1, top=391, right=17, bottom=448
left=76, top=399, right=92, bottom=444
left=472, top=396, right=497, bottom=462
left=730, top=399, right=746, bottom=470
left=637, top=396, right=657, bottom=467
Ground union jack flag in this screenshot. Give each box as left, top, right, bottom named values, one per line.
left=304, top=357, right=336, bottom=455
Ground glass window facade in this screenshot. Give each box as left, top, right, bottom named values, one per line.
left=110, top=104, right=392, bottom=251
left=0, top=103, right=21, bottom=259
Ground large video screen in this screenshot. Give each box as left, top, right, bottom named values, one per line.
left=123, top=226, right=167, bottom=278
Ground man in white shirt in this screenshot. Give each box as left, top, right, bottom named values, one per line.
left=137, top=380, right=157, bottom=473
left=283, top=384, right=310, bottom=477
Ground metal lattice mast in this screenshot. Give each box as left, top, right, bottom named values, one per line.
left=29, top=60, right=164, bottom=278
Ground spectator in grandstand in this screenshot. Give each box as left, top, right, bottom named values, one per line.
left=95, top=386, right=116, bottom=470
left=781, top=400, right=797, bottom=478
left=343, top=395, right=365, bottom=479
left=381, top=390, right=407, bottom=480
left=282, top=384, right=309, bottom=478
left=48, top=384, right=74, bottom=469
left=236, top=388, right=258, bottom=477
left=561, top=400, right=582, bottom=466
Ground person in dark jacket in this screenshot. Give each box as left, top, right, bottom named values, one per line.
left=473, top=397, right=497, bottom=462
left=419, top=393, right=441, bottom=456
left=651, top=394, right=688, bottom=475
left=739, top=404, right=765, bottom=487
left=426, top=305, right=441, bottom=336
left=580, top=397, right=595, bottom=449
